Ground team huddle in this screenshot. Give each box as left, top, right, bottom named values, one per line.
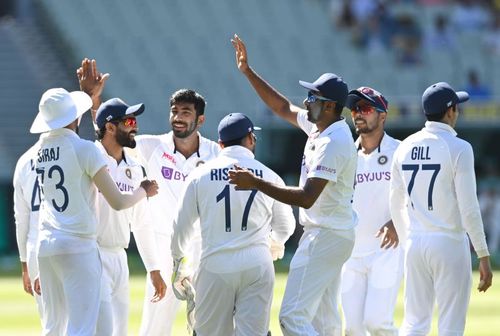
left=13, top=34, right=492, bottom=336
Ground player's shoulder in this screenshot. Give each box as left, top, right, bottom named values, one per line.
left=199, top=134, right=221, bottom=155
left=382, top=133, right=401, bottom=152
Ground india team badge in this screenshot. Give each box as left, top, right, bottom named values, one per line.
left=125, top=168, right=132, bottom=179
left=378, top=155, right=388, bottom=165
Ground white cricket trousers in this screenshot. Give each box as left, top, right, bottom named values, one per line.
left=279, top=227, right=355, bottom=336
left=95, top=248, right=129, bottom=336
left=401, top=233, right=472, bottom=336
left=194, top=250, right=274, bottom=336
left=139, top=232, right=201, bottom=336
left=341, top=248, right=403, bottom=336
left=38, top=248, right=102, bottom=336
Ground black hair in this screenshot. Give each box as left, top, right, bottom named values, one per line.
left=220, top=134, right=247, bottom=148
left=425, top=105, right=455, bottom=122
left=170, top=89, right=206, bottom=116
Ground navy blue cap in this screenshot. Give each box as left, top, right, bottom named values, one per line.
left=346, top=86, right=389, bottom=112
left=299, top=73, right=349, bottom=107
left=96, top=98, right=145, bottom=129
left=422, top=82, right=469, bottom=116
left=218, top=113, right=261, bottom=142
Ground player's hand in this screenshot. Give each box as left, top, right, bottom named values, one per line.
left=270, top=238, right=285, bottom=261
left=34, top=277, right=41, bottom=296
left=376, top=221, right=399, bottom=249
left=477, top=256, right=493, bottom=292
left=231, top=34, right=250, bottom=74
left=22, top=270, right=33, bottom=296
left=149, top=270, right=167, bottom=302
left=228, top=165, right=258, bottom=190
left=76, top=58, right=109, bottom=119
left=140, top=180, right=158, bottom=197
left=172, top=257, right=193, bottom=300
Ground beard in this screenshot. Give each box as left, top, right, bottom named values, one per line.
left=171, top=118, right=198, bottom=139
left=116, top=128, right=136, bottom=148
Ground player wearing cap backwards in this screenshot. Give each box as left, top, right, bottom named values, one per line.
left=93, top=98, right=167, bottom=336
left=77, top=58, right=220, bottom=335
left=390, top=82, right=493, bottom=335
left=342, top=87, right=402, bottom=336
left=230, top=34, right=357, bottom=335
left=30, top=88, right=158, bottom=335
left=13, top=137, right=44, bottom=326
left=171, top=113, right=295, bottom=335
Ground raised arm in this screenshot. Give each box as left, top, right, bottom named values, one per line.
left=77, top=58, right=109, bottom=123
left=231, top=34, right=304, bottom=128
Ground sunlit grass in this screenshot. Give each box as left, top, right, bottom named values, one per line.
left=0, top=271, right=498, bottom=335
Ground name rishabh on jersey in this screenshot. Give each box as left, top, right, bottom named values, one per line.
left=172, top=146, right=295, bottom=267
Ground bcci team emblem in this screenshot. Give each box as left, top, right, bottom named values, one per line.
left=125, top=168, right=132, bottom=179
left=378, top=155, right=388, bottom=165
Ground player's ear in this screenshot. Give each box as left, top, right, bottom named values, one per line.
left=197, top=114, right=205, bottom=127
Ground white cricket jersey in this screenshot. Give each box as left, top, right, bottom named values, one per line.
left=36, top=129, right=106, bottom=257
left=13, top=138, right=42, bottom=262
left=352, top=133, right=400, bottom=256
left=171, top=146, right=295, bottom=267
left=390, top=121, right=489, bottom=257
left=296, top=110, right=358, bottom=230
left=134, top=132, right=220, bottom=235
left=94, top=142, right=159, bottom=271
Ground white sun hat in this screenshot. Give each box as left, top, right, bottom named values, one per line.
left=30, top=88, right=93, bottom=134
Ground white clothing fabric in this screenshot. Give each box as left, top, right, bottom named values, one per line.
left=95, top=249, right=129, bottom=336
left=171, top=145, right=295, bottom=335
left=134, top=131, right=220, bottom=335
left=13, top=139, right=44, bottom=320
left=38, top=248, right=101, bottom=336
left=351, top=133, right=400, bottom=257
left=280, top=228, right=354, bottom=336
left=279, top=111, right=357, bottom=336
left=390, top=121, right=489, bottom=335
left=341, top=133, right=403, bottom=336
left=296, top=111, right=358, bottom=230
left=35, top=128, right=105, bottom=335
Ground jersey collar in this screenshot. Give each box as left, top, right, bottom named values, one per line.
left=424, top=121, right=457, bottom=137
left=167, top=131, right=202, bottom=158
left=220, top=145, right=255, bottom=159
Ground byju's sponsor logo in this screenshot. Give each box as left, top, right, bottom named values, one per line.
left=161, top=166, right=188, bottom=181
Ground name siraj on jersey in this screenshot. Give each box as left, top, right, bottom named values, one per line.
left=211, top=167, right=263, bottom=181
left=37, top=147, right=60, bottom=163
left=356, top=171, right=391, bottom=184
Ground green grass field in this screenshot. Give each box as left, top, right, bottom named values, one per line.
left=0, top=271, right=498, bottom=335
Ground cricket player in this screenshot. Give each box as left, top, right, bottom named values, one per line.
left=171, top=113, right=296, bottom=335
left=230, top=34, right=357, bottom=335
left=342, top=87, right=402, bottom=336
left=390, top=82, right=493, bottom=335
left=13, top=138, right=44, bottom=324
left=77, top=58, right=220, bottom=335
left=93, top=98, right=167, bottom=336
left=30, top=88, right=158, bottom=335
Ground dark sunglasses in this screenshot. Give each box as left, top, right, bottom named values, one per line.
left=306, top=91, right=335, bottom=104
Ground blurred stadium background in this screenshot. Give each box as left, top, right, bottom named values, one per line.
left=0, top=0, right=499, bottom=271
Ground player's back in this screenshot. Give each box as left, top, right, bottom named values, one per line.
left=36, top=129, right=104, bottom=238
left=190, top=146, right=288, bottom=262
left=395, top=122, right=472, bottom=234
